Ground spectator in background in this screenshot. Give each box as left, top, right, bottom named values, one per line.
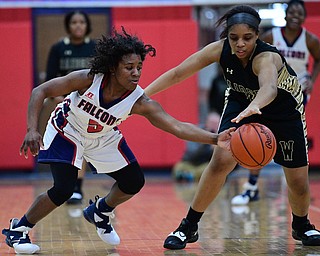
left=208, top=67, right=228, bottom=115
left=173, top=111, right=221, bottom=182
left=231, top=0, right=320, bottom=205
left=38, top=10, right=96, bottom=204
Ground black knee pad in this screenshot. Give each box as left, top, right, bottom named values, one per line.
left=47, top=185, right=74, bottom=206
left=119, top=172, right=145, bottom=195
left=47, top=163, right=79, bottom=206
left=110, top=162, right=145, bottom=195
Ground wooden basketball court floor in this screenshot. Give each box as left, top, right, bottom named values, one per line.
left=1, top=164, right=320, bottom=256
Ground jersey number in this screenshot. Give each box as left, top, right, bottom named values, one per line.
left=87, top=119, right=103, bottom=133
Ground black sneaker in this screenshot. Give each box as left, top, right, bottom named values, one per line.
left=163, top=218, right=198, bottom=250
left=292, top=220, right=320, bottom=246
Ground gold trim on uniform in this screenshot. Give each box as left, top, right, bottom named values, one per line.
left=277, top=65, right=308, bottom=162
left=277, top=65, right=304, bottom=114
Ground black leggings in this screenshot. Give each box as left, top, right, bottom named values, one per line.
left=47, top=163, right=78, bottom=206
left=47, top=161, right=145, bottom=206
left=107, top=161, right=145, bottom=195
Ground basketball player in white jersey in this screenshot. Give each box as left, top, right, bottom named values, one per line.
left=2, top=27, right=234, bottom=254
left=231, top=0, right=320, bottom=205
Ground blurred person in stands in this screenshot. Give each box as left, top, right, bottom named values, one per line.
left=208, top=67, right=228, bottom=115
left=231, top=0, right=320, bottom=205
left=39, top=10, right=96, bottom=204
left=173, top=111, right=221, bottom=182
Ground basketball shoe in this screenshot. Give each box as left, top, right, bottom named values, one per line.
left=231, top=182, right=259, bottom=205
left=163, top=218, right=198, bottom=250
left=66, top=192, right=83, bottom=205
left=292, top=220, right=320, bottom=246
left=2, top=218, right=40, bottom=254
left=83, top=195, right=120, bottom=245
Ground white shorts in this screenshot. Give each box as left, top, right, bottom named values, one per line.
left=38, top=122, right=137, bottom=173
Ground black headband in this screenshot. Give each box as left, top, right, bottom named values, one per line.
left=227, top=13, right=260, bottom=29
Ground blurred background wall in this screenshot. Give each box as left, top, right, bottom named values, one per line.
left=0, top=0, right=319, bottom=171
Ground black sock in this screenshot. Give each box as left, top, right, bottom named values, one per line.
left=248, top=174, right=259, bottom=186
left=292, top=213, right=308, bottom=230
left=98, top=197, right=114, bottom=212
left=74, top=178, right=83, bottom=193
left=186, top=207, right=203, bottom=226
left=17, top=215, right=35, bottom=228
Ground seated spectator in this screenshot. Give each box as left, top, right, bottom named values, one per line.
left=173, top=111, right=221, bottom=182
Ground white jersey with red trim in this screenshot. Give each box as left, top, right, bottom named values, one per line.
left=272, top=27, right=310, bottom=84
left=50, top=73, right=144, bottom=139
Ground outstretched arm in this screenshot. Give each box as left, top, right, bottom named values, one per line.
left=144, top=40, right=223, bottom=97
left=132, top=94, right=234, bottom=149
left=232, top=52, right=280, bottom=123
left=20, top=70, right=93, bottom=158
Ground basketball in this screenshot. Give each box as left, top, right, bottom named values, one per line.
left=230, top=123, right=277, bottom=170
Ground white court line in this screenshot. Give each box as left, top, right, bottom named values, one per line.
left=309, top=205, right=320, bottom=213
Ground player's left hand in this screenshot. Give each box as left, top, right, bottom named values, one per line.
left=231, top=105, right=261, bottom=123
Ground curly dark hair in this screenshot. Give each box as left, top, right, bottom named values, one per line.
left=216, top=5, right=261, bottom=39
left=89, top=26, right=156, bottom=77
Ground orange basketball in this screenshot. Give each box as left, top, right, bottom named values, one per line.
left=230, top=123, right=277, bottom=170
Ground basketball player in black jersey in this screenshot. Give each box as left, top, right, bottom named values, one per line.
left=145, top=5, right=320, bottom=250
left=232, top=0, right=320, bottom=206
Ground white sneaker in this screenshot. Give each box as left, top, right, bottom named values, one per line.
left=2, top=218, right=40, bottom=254
left=13, top=242, right=41, bottom=254
left=231, top=182, right=259, bottom=205
left=83, top=196, right=120, bottom=245
left=231, top=205, right=250, bottom=215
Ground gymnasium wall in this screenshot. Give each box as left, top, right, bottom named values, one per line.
left=0, top=9, right=34, bottom=169
left=112, top=7, right=198, bottom=167
left=304, top=16, right=320, bottom=167
left=0, top=6, right=198, bottom=170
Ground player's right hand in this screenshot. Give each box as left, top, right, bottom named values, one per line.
left=217, top=127, right=236, bottom=151
left=19, top=130, right=44, bottom=159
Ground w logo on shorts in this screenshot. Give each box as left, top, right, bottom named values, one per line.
left=279, top=140, right=294, bottom=161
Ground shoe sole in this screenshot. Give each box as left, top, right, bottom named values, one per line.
left=13, top=243, right=41, bottom=254
left=292, top=232, right=320, bottom=246
left=163, top=234, right=199, bottom=250
left=66, top=199, right=82, bottom=205
left=164, top=242, right=185, bottom=250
